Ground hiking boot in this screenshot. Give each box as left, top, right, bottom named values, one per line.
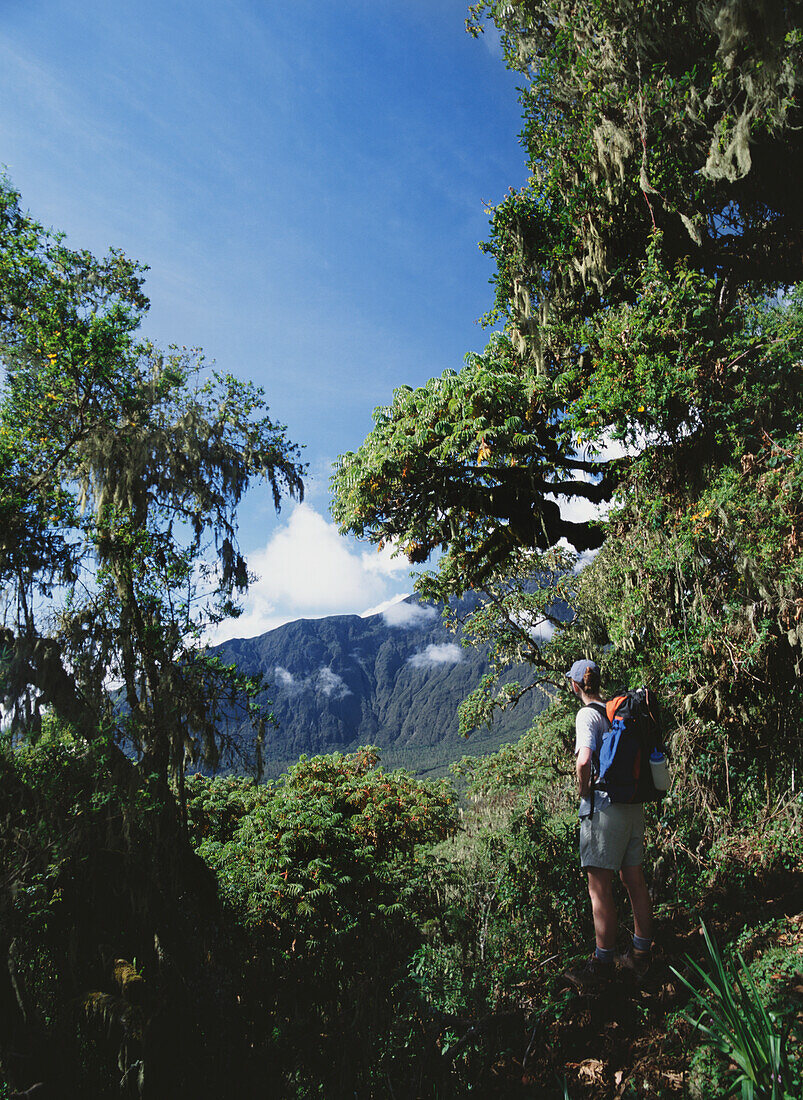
left=618, top=947, right=651, bottom=981
left=562, top=955, right=615, bottom=993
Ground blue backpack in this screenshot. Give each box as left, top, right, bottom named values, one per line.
left=591, top=688, right=665, bottom=806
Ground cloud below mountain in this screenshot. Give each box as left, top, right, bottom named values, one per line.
left=274, top=665, right=296, bottom=687
left=272, top=663, right=351, bottom=700
left=316, top=667, right=351, bottom=698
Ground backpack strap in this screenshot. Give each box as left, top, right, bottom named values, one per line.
left=582, top=703, right=608, bottom=815
left=643, top=688, right=667, bottom=756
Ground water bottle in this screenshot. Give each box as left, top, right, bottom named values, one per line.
left=649, top=748, right=670, bottom=792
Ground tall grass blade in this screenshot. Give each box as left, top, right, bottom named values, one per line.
left=670, top=922, right=793, bottom=1100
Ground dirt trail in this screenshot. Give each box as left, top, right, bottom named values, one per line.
left=478, top=872, right=803, bottom=1098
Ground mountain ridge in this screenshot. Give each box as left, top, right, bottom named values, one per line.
left=214, top=593, right=550, bottom=776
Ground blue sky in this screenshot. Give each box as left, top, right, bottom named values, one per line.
left=0, top=1, right=528, bottom=636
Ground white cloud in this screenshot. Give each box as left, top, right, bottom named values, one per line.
left=544, top=445, right=617, bottom=550
left=509, top=609, right=558, bottom=645
left=547, top=430, right=662, bottom=562
left=316, top=667, right=351, bottom=699
left=208, top=504, right=415, bottom=644
left=593, top=427, right=667, bottom=462
left=594, top=436, right=635, bottom=461
left=270, top=664, right=351, bottom=699
left=544, top=430, right=652, bottom=534
left=545, top=460, right=612, bottom=530
left=573, top=547, right=600, bottom=573
left=530, top=619, right=556, bottom=644
left=552, top=537, right=601, bottom=573
left=382, top=601, right=438, bottom=629
left=546, top=490, right=612, bottom=528
left=408, top=642, right=463, bottom=669
left=360, top=539, right=410, bottom=579
left=361, top=593, right=410, bottom=619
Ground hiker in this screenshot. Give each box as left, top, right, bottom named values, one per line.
left=563, top=658, right=653, bottom=990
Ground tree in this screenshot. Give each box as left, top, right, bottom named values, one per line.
left=332, top=333, right=613, bottom=599
left=333, top=2, right=803, bottom=809
left=468, top=0, right=803, bottom=347
left=186, top=748, right=458, bottom=1096
left=335, top=1, right=803, bottom=577
left=0, top=178, right=304, bottom=781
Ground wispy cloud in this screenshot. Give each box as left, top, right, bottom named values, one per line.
left=316, top=667, right=351, bottom=699
left=408, top=642, right=463, bottom=669
left=0, top=38, right=105, bottom=154
left=270, top=663, right=351, bottom=699
left=274, top=665, right=297, bottom=689
left=382, top=601, right=438, bottom=629
left=479, top=23, right=505, bottom=60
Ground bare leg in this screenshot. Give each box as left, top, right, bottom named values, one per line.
left=586, top=867, right=617, bottom=951
left=619, top=864, right=652, bottom=941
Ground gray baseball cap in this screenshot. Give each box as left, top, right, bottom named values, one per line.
left=566, top=658, right=598, bottom=683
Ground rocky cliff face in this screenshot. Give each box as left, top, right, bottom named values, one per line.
left=214, top=594, right=548, bottom=775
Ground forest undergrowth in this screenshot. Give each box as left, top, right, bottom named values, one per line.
left=429, top=781, right=803, bottom=1099
left=0, top=721, right=799, bottom=1098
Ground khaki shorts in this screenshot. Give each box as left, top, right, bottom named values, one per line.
left=580, top=803, right=645, bottom=870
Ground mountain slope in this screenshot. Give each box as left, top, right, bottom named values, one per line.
left=215, top=594, right=549, bottom=776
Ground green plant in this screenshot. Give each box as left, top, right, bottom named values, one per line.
left=0, top=176, right=304, bottom=783
left=187, top=749, right=460, bottom=1097
left=672, top=923, right=796, bottom=1099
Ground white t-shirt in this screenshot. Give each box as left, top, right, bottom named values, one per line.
left=574, top=703, right=611, bottom=819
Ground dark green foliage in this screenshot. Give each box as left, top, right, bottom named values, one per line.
left=332, top=336, right=611, bottom=593
left=469, top=0, right=803, bottom=329
left=186, top=749, right=460, bottom=1097
left=567, top=262, right=803, bottom=820
left=417, top=793, right=589, bottom=1010
left=0, top=736, right=469, bottom=1098
left=0, top=724, right=249, bottom=1098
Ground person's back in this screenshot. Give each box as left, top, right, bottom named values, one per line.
left=563, top=659, right=653, bottom=992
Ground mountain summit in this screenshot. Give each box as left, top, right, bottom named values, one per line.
left=215, top=594, right=547, bottom=776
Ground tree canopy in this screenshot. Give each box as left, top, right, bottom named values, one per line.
left=469, top=0, right=803, bottom=337
left=333, top=0, right=803, bottom=804
left=331, top=333, right=613, bottom=596
left=0, top=179, right=304, bottom=780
